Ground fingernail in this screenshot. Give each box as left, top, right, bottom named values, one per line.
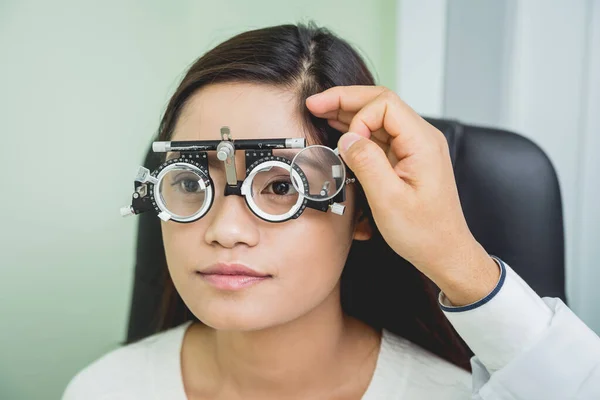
left=339, top=132, right=362, bottom=152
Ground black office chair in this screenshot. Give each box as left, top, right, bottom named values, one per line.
left=126, top=118, right=566, bottom=343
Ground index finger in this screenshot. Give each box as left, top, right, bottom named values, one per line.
left=307, top=86, right=427, bottom=140
left=306, top=85, right=387, bottom=119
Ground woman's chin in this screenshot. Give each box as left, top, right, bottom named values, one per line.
left=193, top=307, right=279, bottom=331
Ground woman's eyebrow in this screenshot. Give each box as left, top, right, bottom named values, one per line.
left=163, top=150, right=226, bottom=170
left=275, top=149, right=299, bottom=161
left=276, top=149, right=330, bottom=172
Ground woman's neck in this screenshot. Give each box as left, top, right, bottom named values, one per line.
left=181, top=286, right=381, bottom=399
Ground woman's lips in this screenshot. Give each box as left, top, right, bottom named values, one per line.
left=197, top=263, right=271, bottom=290
left=197, top=273, right=271, bottom=290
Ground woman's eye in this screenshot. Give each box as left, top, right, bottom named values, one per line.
left=172, top=177, right=202, bottom=193
left=265, top=180, right=297, bottom=196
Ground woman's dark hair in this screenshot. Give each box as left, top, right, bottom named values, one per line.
left=150, top=22, right=473, bottom=371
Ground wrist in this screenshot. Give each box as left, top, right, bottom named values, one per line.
left=427, top=242, right=501, bottom=307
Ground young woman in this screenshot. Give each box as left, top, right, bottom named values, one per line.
left=64, top=23, right=600, bottom=399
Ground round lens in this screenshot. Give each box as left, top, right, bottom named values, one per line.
left=290, top=145, right=345, bottom=201
left=157, top=165, right=211, bottom=221
left=250, top=164, right=300, bottom=216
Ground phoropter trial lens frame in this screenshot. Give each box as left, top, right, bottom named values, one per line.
left=120, top=127, right=350, bottom=223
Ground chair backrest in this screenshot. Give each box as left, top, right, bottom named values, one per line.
left=126, top=118, right=566, bottom=342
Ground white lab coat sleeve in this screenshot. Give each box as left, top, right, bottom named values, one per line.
left=439, top=257, right=600, bottom=399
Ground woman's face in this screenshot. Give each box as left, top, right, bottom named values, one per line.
left=162, top=82, right=371, bottom=331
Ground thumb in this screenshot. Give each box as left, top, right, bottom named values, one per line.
left=338, top=132, right=406, bottom=202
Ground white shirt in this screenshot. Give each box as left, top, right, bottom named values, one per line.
left=63, top=258, right=600, bottom=399
left=62, top=321, right=472, bottom=399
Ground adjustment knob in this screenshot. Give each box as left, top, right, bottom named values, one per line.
left=120, top=206, right=134, bottom=217
left=216, top=142, right=234, bottom=161
left=329, top=203, right=346, bottom=216
left=217, top=149, right=228, bottom=161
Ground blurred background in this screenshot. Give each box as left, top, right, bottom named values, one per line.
left=0, top=0, right=598, bottom=399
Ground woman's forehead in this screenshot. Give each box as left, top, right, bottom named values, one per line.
left=172, top=82, right=308, bottom=142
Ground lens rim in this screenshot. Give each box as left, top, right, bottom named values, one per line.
left=152, top=161, right=214, bottom=223
left=289, top=144, right=346, bottom=202
left=242, top=157, right=308, bottom=222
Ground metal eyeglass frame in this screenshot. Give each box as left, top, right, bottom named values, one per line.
left=120, top=127, right=355, bottom=223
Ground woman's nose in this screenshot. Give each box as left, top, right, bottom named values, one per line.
left=203, top=194, right=260, bottom=249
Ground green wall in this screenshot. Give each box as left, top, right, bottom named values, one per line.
left=0, top=0, right=396, bottom=398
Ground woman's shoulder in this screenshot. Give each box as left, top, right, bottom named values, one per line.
left=62, top=322, right=192, bottom=400
left=366, top=329, right=472, bottom=399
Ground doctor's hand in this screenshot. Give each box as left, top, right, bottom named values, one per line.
left=306, top=86, right=500, bottom=306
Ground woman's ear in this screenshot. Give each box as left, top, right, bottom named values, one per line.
left=352, top=210, right=372, bottom=241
